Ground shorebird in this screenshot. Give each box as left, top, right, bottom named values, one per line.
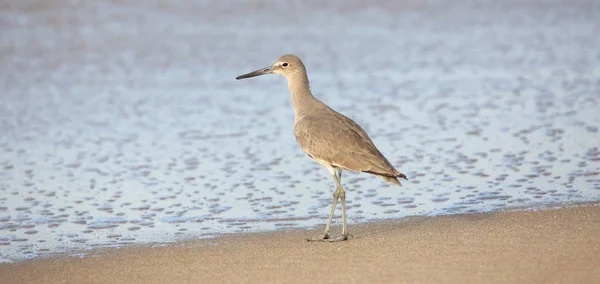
left=236, top=54, right=407, bottom=242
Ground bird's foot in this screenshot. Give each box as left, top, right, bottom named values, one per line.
left=306, top=233, right=330, bottom=242
left=306, top=233, right=352, bottom=242
left=325, top=233, right=352, bottom=242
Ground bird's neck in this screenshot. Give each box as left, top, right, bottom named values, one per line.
left=287, top=73, right=320, bottom=122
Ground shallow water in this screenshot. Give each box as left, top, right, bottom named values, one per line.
left=1, top=0, right=599, bottom=262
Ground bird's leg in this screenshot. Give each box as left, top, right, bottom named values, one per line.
left=307, top=185, right=339, bottom=242
left=307, top=167, right=342, bottom=242
left=339, top=183, right=348, bottom=238
left=328, top=168, right=351, bottom=242
left=307, top=168, right=352, bottom=242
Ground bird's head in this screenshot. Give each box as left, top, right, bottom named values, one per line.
left=236, top=54, right=306, bottom=80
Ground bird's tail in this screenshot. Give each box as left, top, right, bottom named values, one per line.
left=380, top=172, right=408, bottom=187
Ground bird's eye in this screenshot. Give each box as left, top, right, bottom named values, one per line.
left=282, top=62, right=289, bottom=67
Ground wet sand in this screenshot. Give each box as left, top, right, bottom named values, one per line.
left=1, top=204, right=598, bottom=284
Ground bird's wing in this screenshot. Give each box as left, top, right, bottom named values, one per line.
left=294, top=113, right=398, bottom=176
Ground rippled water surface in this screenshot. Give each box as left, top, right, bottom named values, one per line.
left=1, top=0, right=599, bottom=261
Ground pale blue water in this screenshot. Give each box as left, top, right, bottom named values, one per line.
left=1, top=0, right=599, bottom=262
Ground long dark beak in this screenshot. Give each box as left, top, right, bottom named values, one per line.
left=236, top=66, right=273, bottom=80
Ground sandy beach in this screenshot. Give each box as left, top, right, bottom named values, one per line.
left=1, top=204, right=598, bottom=284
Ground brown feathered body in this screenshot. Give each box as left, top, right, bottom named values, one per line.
left=294, top=105, right=406, bottom=186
